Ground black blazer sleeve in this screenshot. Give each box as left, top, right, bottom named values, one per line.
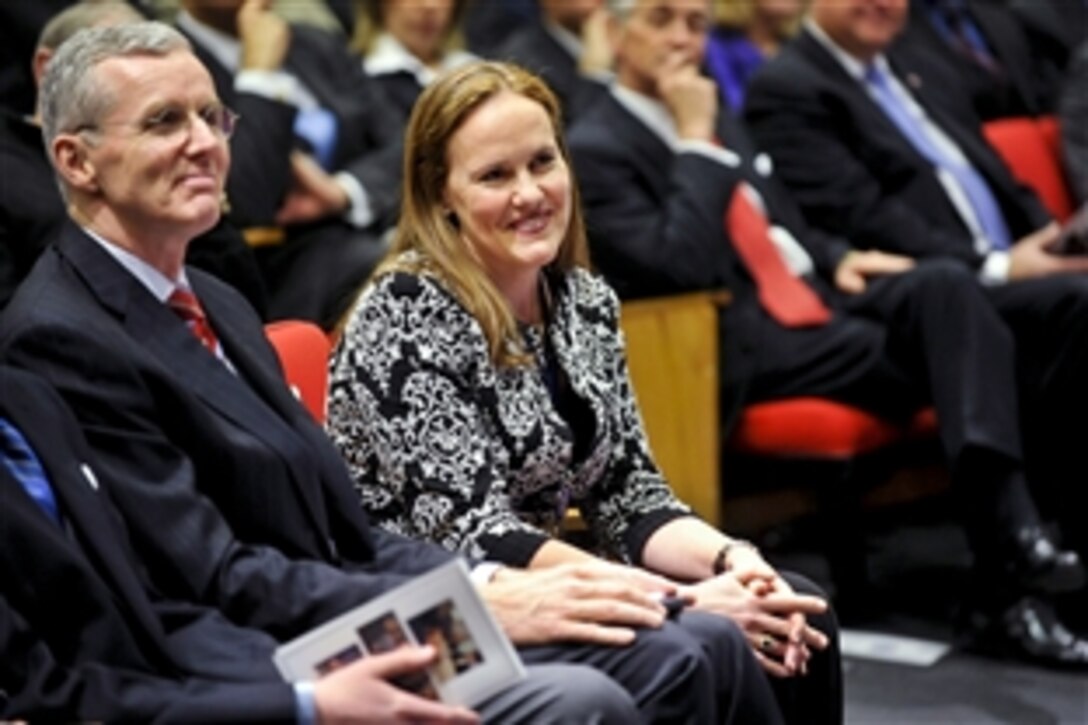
left=0, top=596, right=297, bottom=724
left=1, top=324, right=414, bottom=640
left=569, top=105, right=743, bottom=298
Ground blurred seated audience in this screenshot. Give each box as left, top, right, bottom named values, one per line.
left=572, top=0, right=1087, bottom=668
left=0, top=0, right=75, bottom=116
left=493, top=0, right=612, bottom=124
left=352, top=0, right=477, bottom=118
left=1009, top=0, right=1088, bottom=111
left=0, top=0, right=266, bottom=314
left=327, top=60, right=844, bottom=725
left=0, top=365, right=479, bottom=724
left=897, top=0, right=1045, bottom=120
left=706, top=0, right=804, bottom=113
left=0, top=22, right=776, bottom=724
left=175, top=0, right=404, bottom=329
left=463, top=0, right=541, bottom=56
left=1060, top=40, right=1088, bottom=204
left=745, top=0, right=1088, bottom=659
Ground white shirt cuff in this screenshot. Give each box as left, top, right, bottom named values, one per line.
left=470, top=562, right=504, bottom=586
left=236, top=69, right=301, bottom=105
left=334, top=172, right=375, bottom=228
left=979, top=251, right=1011, bottom=285
left=677, top=140, right=741, bottom=168
left=294, top=681, right=318, bottom=725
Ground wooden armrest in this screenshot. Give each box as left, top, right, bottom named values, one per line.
left=620, top=291, right=727, bottom=526
left=242, top=227, right=287, bottom=247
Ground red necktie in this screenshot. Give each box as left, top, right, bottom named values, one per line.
left=168, top=287, right=220, bottom=354
left=725, top=184, right=831, bottom=328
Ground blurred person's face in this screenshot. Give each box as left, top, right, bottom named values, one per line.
left=382, top=0, right=457, bottom=63
left=181, top=0, right=247, bottom=33
left=53, top=51, right=230, bottom=254
left=810, top=0, right=907, bottom=61
left=442, top=91, right=572, bottom=299
left=613, top=0, right=712, bottom=97
left=754, top=0, right=804, bottom=35
left=542, top=0, right=606, bottom=32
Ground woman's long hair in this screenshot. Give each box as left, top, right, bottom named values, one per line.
left=376, top=61, right=591, bottom=367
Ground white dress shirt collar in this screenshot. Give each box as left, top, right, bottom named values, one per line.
left=82, top=226, right=189, bottom=302
left=610, top=84, right=680, bottom=149
left=364, top=33, right=475, bottom=87
left=543, top=20, right=582, bottom=61
left=803, top=16, right=894, bottom=83
left=176, top=10, right=242, bottom=74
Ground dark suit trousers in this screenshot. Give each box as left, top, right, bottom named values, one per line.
left=738, top=259, right=1021, bottom=467
left=520, top=573, right=842, bottom=724
left=986, top=273, right=1088, bottom=549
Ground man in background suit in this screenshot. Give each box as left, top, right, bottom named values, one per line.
left=900, top=0, right=1044, bottom=119
left=0, top=365, right=480, bottom=723
left=495, top=0, right=610, bottom=123
left=1009, top=0, right=1088, bottom=110
left=745, top=0, right=1088, bottom=641
left=569, top=0, right=1088, bottom=668
left=176, top=0, right=402, bottom=328
left=1060, top=40, right=1088, bottom=204
left=0, top=21, right=766, bottom=722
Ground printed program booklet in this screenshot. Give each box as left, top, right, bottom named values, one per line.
left=274, top=559, right=526, bottom=707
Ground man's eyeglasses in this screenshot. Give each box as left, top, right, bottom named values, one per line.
left=78, top=103, right=240, bottom=141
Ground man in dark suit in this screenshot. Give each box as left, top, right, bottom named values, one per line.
left=569, top=0, right=1088, bottom=668
left=1009, top=0, right=1088, bottom=110
left=0, top=0, right=268, bottom=315
left=900, top=0, right=1044, bottom=119
left=1060, top=40, right=1088, bottom=203
left=174, top=0, right=403, bottom=328
left=745, top=0, right=1088, bottom=642
left=495, top=0, right=610, bottom=123
left=0, top=21, right=772, bottom=723
left=0, top=365, right=482, bottom=723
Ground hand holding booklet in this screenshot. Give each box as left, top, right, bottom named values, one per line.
left=274, top=560, right=525, bottom=707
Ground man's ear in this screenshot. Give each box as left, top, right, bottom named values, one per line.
left=52, top=134, right=99, bottom=195
left=31, top=47, right=54, bottom=90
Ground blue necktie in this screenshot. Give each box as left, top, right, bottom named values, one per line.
left=865, top=63, right=1012, bottom=250
left=0, top=416, right=62, bottom=524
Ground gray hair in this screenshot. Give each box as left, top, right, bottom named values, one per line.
left=37, top=1, right=144, bottom=53
left=40, top=21, right=191, bottom=148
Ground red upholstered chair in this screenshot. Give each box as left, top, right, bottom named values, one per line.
left=265, top=320, right=332, bottom=424
left=723, top=399, right=941, bottom=600
left=983, top=116, right=1075, bottom=222
left=729, top=399, right=938, bottom=460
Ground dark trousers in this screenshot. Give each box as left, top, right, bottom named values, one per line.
left=520, top=573, right=843, bottom=724
left=986, top=274, right=1088, bottom=552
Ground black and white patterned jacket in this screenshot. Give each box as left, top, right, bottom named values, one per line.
left=327, top=260, right=692, bottom=567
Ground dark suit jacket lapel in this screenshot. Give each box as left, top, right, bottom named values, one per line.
left=0, top=373, right=173, bottom=669
left=796, top=30, right=937, bottom=170
left=55, top=227, right=331, bottom=531
left=601, top=97, right=675, bottom=204
left=886, top=50, right=1014, bottom=189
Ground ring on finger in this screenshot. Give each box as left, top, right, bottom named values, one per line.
left=759, top=634, right=775, bottom=652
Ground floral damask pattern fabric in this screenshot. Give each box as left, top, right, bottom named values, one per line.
left=327, top=259, right=692, bottom=566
